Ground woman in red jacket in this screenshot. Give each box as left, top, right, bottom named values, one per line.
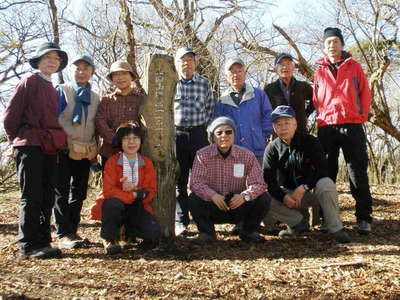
left=91, top=123, right=160, bottom=254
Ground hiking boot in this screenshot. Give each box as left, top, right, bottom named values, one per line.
left=20, top=246, right=62, bottom=260
left=103, top=240, right=122, bottom=255
left=239, top=231, right=265, bottom=243
left=230, top=223, right=242, bottom=236
left=193, top=233, right=216, bottom=245
left=137, top=240, right=159, bottom=251
left=357, top=220, right=372, bottom=235
left=332, top=229, right=352, bottom=243
left=58, top=234, right=81, bottom=249
left=279, top=217, right=309, bottom=237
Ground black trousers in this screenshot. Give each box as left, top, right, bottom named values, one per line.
left=54, top=152, right=91, bottom=237
left=318, top=124, right=373, bottom=223
left=14, top=146, right=57, bottom=253
left=189, top=192, right=271, bottom=236
left=100, top=198, right=161, bottom=243
left=175, top=127, right=208, bottom=221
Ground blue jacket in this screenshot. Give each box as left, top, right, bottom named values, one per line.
left=215, top=83, right=273, bottom=157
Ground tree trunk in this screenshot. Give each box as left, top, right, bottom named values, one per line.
left=141, top=53, right=178, bottom=238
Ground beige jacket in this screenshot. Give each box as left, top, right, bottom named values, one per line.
left=58, top=83, right=100, bottom=160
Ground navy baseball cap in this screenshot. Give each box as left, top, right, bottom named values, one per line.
left=175, top=47, right=195, bottom=60
left=274, top=53, right=294, bottom=66
left=271, top=105, right=296, bottom=122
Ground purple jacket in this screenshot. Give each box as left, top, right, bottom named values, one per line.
left=3, top=73, right=63, bottom=147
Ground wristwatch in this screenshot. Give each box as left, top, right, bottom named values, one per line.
left=242, top=193, right=251, bottom=202
left=303, top=184, right=311, bottom=192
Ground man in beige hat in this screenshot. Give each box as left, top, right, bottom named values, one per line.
left=95, top=60, right=145, bottom=168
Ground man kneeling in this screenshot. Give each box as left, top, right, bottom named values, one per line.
left=263, top=106, right=351, bottom=243
left=189, top=117, right=270, bottom=244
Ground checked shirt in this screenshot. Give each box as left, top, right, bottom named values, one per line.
left=174, top=73, right=215, bottom=126
left=190, top=144, right=267, bottom=201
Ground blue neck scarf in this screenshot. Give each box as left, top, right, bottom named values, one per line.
left=72, top=80, right=91, bottom=124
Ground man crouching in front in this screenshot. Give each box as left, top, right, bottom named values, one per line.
left=189, top=117, right=271, bottom=245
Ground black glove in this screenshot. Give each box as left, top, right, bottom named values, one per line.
left=135, top=188, right=149, bottom=202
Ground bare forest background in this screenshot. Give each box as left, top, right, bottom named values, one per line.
left=0, top=0, right=399, bottom=192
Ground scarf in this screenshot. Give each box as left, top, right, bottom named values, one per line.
left=72, top=80, right=91, bottom=124
left=122, top=153, right=139, bottom=187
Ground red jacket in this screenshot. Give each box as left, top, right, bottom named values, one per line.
left=91, top=152, right=156, bottom=220
left=312, top=54, right=371, bottom=127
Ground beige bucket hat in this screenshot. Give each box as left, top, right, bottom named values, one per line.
left=106, top=60, right=135, bottom=81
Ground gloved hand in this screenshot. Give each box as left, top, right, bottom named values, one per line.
left=135, top=188, right=149, bottom=201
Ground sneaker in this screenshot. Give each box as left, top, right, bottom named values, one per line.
left=239, top=231, right=265, bottom=243
left=193, top=233, right=216, bottom=245
left=332, top=229, right=352, bottom=243
left=58, top=235, right=80, bottom=249
left=279, top=217, right=309, bottom=237
left=20, top=246, right=61, bottom=260
left=357, top=220, right=372, bottom=235
left=103, top=240, right=122, bottom=255
left=120, top=237, right=137, bottom=250
left=72, top=233, right=89, bottom=244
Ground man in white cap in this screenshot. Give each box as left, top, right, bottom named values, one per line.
left=174, top=47, right=215, bottom=228
left=215, top=57, right=272, bottom=165
left=54, top=55, right=100, bottom=249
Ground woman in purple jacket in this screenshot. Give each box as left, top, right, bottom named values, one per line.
left=3, top=42, right=68, bottom=260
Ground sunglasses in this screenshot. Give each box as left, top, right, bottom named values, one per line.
left=215, top=129, right=233, bottom=136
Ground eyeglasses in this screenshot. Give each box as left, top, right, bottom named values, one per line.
left=215, top=130, right=233, bottom=136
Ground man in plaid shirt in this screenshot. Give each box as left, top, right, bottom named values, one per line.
left=189, top=117, right=270, bottom=244
left=174, top=47, right=215, bottom=228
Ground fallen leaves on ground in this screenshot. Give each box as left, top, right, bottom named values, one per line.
left=0, top=183, right=399, bottom=299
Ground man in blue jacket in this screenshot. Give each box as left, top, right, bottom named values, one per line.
left=215, top=57, right=273, bottom=165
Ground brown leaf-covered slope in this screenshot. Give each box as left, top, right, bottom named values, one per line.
left=0, top=184, right=399, bottom=299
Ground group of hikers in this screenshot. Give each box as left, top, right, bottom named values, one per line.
left=3, top=26, right=374, bottom=259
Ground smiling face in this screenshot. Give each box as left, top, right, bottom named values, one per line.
left=121, top=133, right=141, bottom=158
left=273, top=117, right=297, bottom=145
left=72, top=61, right=93, bottom=87
left=276, top=57, right=295, bottom=82
left=175, top=53, right=196, bottom=79
left=37, top=51, right=61, bottom=76
left=324, top=36, right=344, bottom=61
left=213, top=124, right=234, bottom=153
left=111, top=71, right=133, bottom=92
left=225, top=63, right=246, bottom=92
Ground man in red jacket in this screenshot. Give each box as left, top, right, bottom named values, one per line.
left=313, top=27, right=373, bottom=234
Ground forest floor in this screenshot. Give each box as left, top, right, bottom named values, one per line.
left=0, top=183, right=399, bottom=299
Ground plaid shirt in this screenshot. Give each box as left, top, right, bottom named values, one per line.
left=95, top=89, right=144, bottom=158
left=190, top=144, right=267, bottom=201
left=174, top=73, right=215, bottom=126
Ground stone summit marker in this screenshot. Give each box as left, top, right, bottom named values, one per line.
left=141, top=54, right=178, bottom=238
